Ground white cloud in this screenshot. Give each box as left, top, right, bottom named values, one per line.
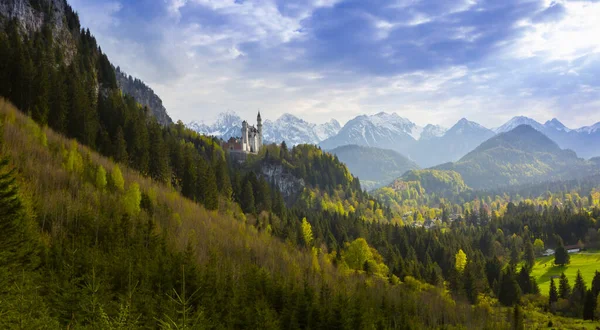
left=511, top=1, right=600, bottom=62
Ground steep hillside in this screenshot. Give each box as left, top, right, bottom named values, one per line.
left=1, top=98, right=505, bottom=328
left=436, top=125, right=600, bottom=189
left=115, top=67, right=172, bottom=125
left=330, top=145, right=419, bottom=190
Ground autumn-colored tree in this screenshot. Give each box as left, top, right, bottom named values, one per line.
left=455, top=249, right=467, bottom=273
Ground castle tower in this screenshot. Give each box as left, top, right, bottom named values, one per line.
left=242, top=120, right=248, bottom=152
left=257, top=111, right=262, bottom=151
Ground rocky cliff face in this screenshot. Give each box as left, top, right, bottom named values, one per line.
left=1, top=0, right=173, bottom=126
left=260, top=163, right=305, bottom=203
left=0, top=0, right=77, bottom=62
left=116, top=68, right=172, bottom=126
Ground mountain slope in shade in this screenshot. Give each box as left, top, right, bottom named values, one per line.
left=409, top=118, right=495, bottom=168
left=435, top=125, right=600, bottom=189
left=330, top=145, right=419, bottom=190
left=319, top=112, right=421, bottom=153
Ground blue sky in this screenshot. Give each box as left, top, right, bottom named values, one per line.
left=69, top=0, right=600, bottom=128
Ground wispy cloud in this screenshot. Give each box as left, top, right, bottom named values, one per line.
left=70, top=0, right=600, bottom=128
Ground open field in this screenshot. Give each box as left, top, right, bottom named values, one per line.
left=531, top=251, right=600, bottom=296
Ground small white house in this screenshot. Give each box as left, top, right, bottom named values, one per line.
left=567, top=248, right=580, bottom=254
left=543, top=249, right=555, bottom=256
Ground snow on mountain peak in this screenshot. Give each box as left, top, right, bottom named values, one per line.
left=495, top=116, right=544, bottom=133
left=544, top=118, right=570, bottom=132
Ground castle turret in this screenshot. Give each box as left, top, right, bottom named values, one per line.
left=242, top=120, right=249, bottom=152
left=257, top=111, right=262, bottom=151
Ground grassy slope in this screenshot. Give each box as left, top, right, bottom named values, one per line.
left=531, top=252, right=600, bottom=296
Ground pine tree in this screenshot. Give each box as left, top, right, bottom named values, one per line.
left=241, top=180, right=255, bottom=214
left=591, top=270, right=600, bottom=298
left=559, top=273, right=571, bottom=299
left=549, top=278, right=558, bottom=306
left=203, top=166, right=219, bottom=211
left=523, top=239, right=535, bottom=269
left=571, top=270, right=587, bottom=316
left=498, top=267, right=521, bottom=306
left=554, top=241, right=570, bottom=266
left=583, top=289, right=596, bottom=320
left=512, top=305, right=524, bottom=330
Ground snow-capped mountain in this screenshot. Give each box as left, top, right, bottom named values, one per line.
left=576, top=122, right=600, bottom=134
left=263, top=114, right=341, bottom=145
left=494, top=116, right=545, bottom=133
left=187, top=111, right=242, bottom=140
left=187, top=112, right=340, bottom=146
left=420, top=124, right=447, bottom=140
left=319, top=112, right=423, bottom=152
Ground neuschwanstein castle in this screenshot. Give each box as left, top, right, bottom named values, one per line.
left=222, top=112, right=263, bottom=154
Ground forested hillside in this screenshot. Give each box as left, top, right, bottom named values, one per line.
left=330, top=145, right=419, bottom=190
left=436, top=125, right=600, bottom=189
left=2, top=0, right=600, bottom=328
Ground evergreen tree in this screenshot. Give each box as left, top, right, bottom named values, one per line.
left=591, top=270, right=600, bottom=298
left=559, top=273, right=571, bottom=299
left=498, top=267, right=521, bottom=306
left=549, top=278, right=558, bottom=306
left=571, top=270, right=587, bottom=316
left=241, top=180, right=255, bottom=214
left=583, top=289, right=596, bottom=320
left=554, top=241, right=570, bottom=266
left=203, top=166, right=219, bottom=211
left=523, top=239, right=535, bottom=269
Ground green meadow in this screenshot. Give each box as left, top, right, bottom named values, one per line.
left=531, top=251, right=600, bottom=296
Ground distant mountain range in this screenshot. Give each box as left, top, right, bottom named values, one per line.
left=435, top=125, right=600, bottom=189
left=329, top=145, right=419, bottom=191
left=494, top=116, right=600, bottom=159
left=190, top=111, right=600, bottom=168
left=188, top=112, right=341, bottom=146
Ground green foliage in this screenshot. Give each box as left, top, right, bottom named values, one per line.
left=555, top=242, right=570, bottom=266
left=435, top=125, right=599, bottom=190
left=300, top=217, right=313, bottom=247
left=111, top=165, right=125, bottom=192
left=123, top=182, right=142, bottom=216
left=95, top=164, right=107, bottom=189
left=455, top=249, right=467, bottom=273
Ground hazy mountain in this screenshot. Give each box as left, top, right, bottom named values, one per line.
left=330, top=145, right=419, bottom=191
left=435, top=125, right=599, bottom=189
left=263, top=114, right=341, bottom=145
left=319, top=112, right=422, bottom=153
left=495, top=116, right=600, bottom=159
left=410, top=118, right=495, bottom=168
left=188, top=112, right=340, bottom=145
left=419, top=124, right=447, bottom=140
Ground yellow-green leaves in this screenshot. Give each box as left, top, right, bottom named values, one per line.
left=455, top=249, right=467, bottom=273
left=123, top=182, right=141, bottom=216
left=301, top=217, right=313, bottom=247
left=95, top=165, right=107, bottom=190
left=64, top=142, right=83, bottom=174
left=342, top=238, right=389, bottom=277
left=110, top=165, right=125, bottom=192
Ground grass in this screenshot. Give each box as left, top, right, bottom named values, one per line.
left=531, top=251, right=600, bottom=296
